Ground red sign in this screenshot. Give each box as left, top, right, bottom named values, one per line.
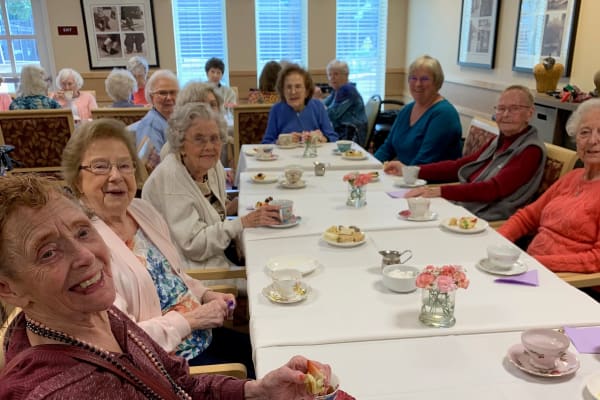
left=57, top=26, right=78, bottom=35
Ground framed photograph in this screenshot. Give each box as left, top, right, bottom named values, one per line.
left=457, top=0, right=501, bottom=69
left=513, top=0, right=580, bottom=75
left=80, top=0, right=159, bottom=69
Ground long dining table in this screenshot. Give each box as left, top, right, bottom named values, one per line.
left=235, top=144, right=600, bottom=399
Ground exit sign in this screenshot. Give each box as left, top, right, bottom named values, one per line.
left=58, top=26, right=78, bottom=35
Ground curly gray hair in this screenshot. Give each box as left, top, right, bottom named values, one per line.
left=17, top=64, right=49, bottom=97
left=176, top=81, right=223, bottom=111
left=167, top=102, right=228, bottom=153
left=127, top=56, right=149, bottom=79
left=326, top=59, right=349, bottom=76
left=55, top=68, right=84, bottom=90
left=566, top=98, right=600, bottom=137
left=105, top=69, right=138, bottom=103
left=145, top=69, right=178, bottom=105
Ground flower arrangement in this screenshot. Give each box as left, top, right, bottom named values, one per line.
left=302, top=130, right=320, bottom=158
left=342, top=172, right=372, bottom=188
left=416, top=265, right=470, bottom=292
left=343, top=172, right=371, bottom=207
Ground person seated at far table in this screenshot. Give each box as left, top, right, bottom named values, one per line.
left=52, top=68, right=98, bottom=121
left=262, top=63, right=338, bottom=145
left=374, top=55, right=462, bottom=165
left=498, top=99, right=600, bottom=273
left=127, top=55, right=149, bottom=106
left=0, top=77, right=12, bottom=111
left=248, top=60, right=281, bottom=104
left=105, top=68, right=142, bottom=108
left=323, top=59, right=368, bottom=146
left=205, top=57, right=237, bottom=106
left=0, top=174, right=333, bottom=399
left=385, top=85, right=546, bottom=221
left=9, top=64, right=61, bottom=110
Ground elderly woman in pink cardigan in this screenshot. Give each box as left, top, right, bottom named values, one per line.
left=61, top=118, right=254, bottom=376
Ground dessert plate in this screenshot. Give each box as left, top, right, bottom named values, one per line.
left=256, top=154, right=279, bottom=161
left=251, top=174, right=278, bottom=184
left=476, top=258, right=528, bottom=276
left=322, top=234, right=367, bottom=248
left=266, top=255, right=319, bottom=275
left=266, top=216, right=301, bottom=229
left=394, top=178, right=427, bottom=188
left=262, top=282, right=310, bottom=304
left=507, top=343, right=579, bottom=377
left=279, top=180, right=306, bottom=189
left=440, top=218, right=488, bottom=234
left=244, top=148, right=258, bottom=156
left=586, top=371, right=600, bottom=399
left=398, top=210, right=438, bottom=222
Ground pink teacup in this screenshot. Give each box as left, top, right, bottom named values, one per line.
left=521, top=328, right=570, bottom=370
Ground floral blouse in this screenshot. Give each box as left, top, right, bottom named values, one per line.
left=9, top=95, right=61, bottom=110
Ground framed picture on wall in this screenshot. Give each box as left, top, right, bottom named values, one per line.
left=512, top=0, right=580, bottom=75
left=457, top=0, right=501, bottom=69
left=80, top=0, right=159, bottom=69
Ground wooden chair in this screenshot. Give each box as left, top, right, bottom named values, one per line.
left=555, top=272, right=600, bottom=289
left=232, top=103, right=273, bottom=170
left=536, top=143, right=578, bottom=196
left=91, top=107, right=148, bottom=126
left=463, top=117, right=498, bottom=157
left=0, top=109, right=74, bottom=176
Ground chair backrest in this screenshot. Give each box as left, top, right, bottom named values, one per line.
left=537, top=142, right=578, bottom=196
left=0, top=304, right=21, bottom=368
left=0, top=109, right=75, bottom=170
left=91, top=107, right=148, bottom=126
left=232, top=103, right=273, bottom=170
left=463, top=117, right=499, bottom=157
left=364, top=95, right=382, bottom=152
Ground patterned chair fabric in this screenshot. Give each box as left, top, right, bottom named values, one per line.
left=536, top=142, right=578, bottom=197
left=91, top=107, right=148, bottom=126
left=463, top=117, right=499, bottom=157
left=232, top=103, right=273, bottom=170
left=0, top=109, right=74, bottom=169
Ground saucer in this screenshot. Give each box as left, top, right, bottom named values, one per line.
left=266, top=255, right=319, bottom=275
left=332, top=149, right=342, bottom=155
left=262, top=282, right=310, bottom=304
left=585, top=371, right=600, bottom=399
left=398, top=210, right=438, bottom=222
left=440, top=218, right=488, bottom=234
left=279, top=180, right=306, bottom=189
left=507, top=343, right=580, bottom=377
left=266, top=216, right=301, bottom=229
left=256, top=154, right=279, bottom=161
left=244, top=148, right=258, bottom=157
left=476, top=258, right=528, bottom=276
left=322, top=234, right=367, bottom=248
left=342, top=153, right=367, bottom=160
left=251, top=174, right=278, bottom=184
left=394, top=178, right=427, bottom=188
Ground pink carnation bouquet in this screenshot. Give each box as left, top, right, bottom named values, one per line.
left=415, top=265, right=469, bottom=292
left=416, top=265, right=469, bottom=327
left=342, top=172, right=372, bottom=188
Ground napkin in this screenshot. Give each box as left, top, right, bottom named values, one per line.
left=564, top=326, right=600, bottom=354
left=386, top=189, right=409, bottom=198
left=494, top=270, right=538, bottom=286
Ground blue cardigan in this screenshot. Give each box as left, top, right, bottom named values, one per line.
left=374, top=99, right=462, bottom=165
left=261, top=99, right=338, bottom=144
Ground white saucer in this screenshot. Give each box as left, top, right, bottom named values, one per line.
left=266, top=216, right=301, bottom=229
left=279, top=180, right=306, bottom=189
left=586, top=371, right=600, bottom=399
left=251, top=174, right=278, bottom=184
left=256, top=154, right=279, bottom=161
left=394, top=178, right=427, bottom=188
left=266, top=255, right=319, bottom=275
left=507, top=343, right=580, bottom=377
left=342, top=153, right=367, bottom=160
left=244, top=148, right=257, bottom=156
left=262, top=282, right=310, bottom=304
left=398, top=210, right=438, bottom=222
left=440, top=218, right=488, bottom=233
left=476, top=258, right=528, bottom=276
left=322, top=234, right=367, bottom=248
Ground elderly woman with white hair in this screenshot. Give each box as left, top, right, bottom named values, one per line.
left=105, top=68, right=141, bottom=108
left=9, top=64, right=60, bottom=110
left=52, top=67, right=98, bottom=121
left=127, top=55, right=149, bottom=105
left=142, top=103, right=280, bottom=281
left=323, top=59, right=368, bottom=146
left=177, top=81, right=222, bottom=113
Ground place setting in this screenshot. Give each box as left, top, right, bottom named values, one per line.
left=250, top=172, right=278, bottom=184
left=333, top=140, right=353, bottom=156
left=255, top=144, right=279, bottom=161
left=440, top=216, right=488, bottom=234
left=262, top=268, right=311, bottom=304
left=278, top=165, right=307, bottom=189
left=476, top=244, right=529, bottom=276
left=398, top=197, right=438, bottom=222
left=265, top=199, right=302, bottom=229
left=393, top=165, right=426, bottom=188
left=321, top=225, right=367, bottom=247
left=341, top=149, right=368, bottom=161
left=276, top=133, right=301, bottom=149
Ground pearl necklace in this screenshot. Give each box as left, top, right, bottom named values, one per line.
left=25, top=310, right=191, bottom=400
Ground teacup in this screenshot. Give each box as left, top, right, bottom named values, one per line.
left=402, top=165, right=420, bottom=185
left=63, top=90, right=74, bottom=101
left=270, top=199, right=294, bottom=224
left=487, top=244, right=520, bottom=269
left=407, top=197, right=430, bottom=218
left=256, top=145, right=274, bottom=159
left=271, top=268, right=302, bottom=299
left=521, top=328, right=570, bottom=370
left=284, top=165, right=303, bottom=185
left=336, top=140, right=353, bottom=153
left=278, top=133, right=295, bottom=146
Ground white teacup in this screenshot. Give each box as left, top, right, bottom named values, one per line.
left=256, top=145, right=274, bottom=159
left=407, top=197, right=430, bottom=218
left=487, top=244, right=520, bottom=269
left=270, top=199, right=294, bottom=224
left=521, top=328, right=570, bottom=370
left=63, top=90, right=74, bottom=101
left=278, top=133, right=295, bottom=146
left=402, top=165, right=420, bottom=185
left=284, top=165, right=303, bottom=185
left=271, top=268, right=302, bottom=299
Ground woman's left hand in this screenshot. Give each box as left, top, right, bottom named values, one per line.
left=309, top=130, right=327, bottom=143
left=202, top=290, right=235, bottom=307
left=405, top=186, right=441, bottom=198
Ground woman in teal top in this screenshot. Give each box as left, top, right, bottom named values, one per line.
left=375, top=55, right=462, bottom=165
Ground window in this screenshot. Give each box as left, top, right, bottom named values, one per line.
left=172, top=0, right=229, bottom=86
left=335, top=0, right=388, bottom=99
left=255, top=0, right=307, bottom=84
left=0, top=0, right=52, bottom=92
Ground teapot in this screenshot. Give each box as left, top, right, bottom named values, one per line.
left=379, top=249, right=413, bottom=271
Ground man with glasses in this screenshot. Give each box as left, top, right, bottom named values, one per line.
left=134, top=69, right=179, bottom=155
left=385, top=85, right=547, bottom=221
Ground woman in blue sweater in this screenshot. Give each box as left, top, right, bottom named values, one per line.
left=262, top=63, right=338, bottom=144
left=374, top=55, right=462, bottom=165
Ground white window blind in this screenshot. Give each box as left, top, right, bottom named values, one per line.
left=255, top=0, right=307, bottom=84
left=172, top=0, right=229, bottom=86
left=335, top=0, right=388, bottom=99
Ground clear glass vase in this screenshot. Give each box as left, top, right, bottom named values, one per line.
left=302, top=137, right=318, bottom=158
left=419, top=288, right=456, bottom=328
left=346, top=184, right=367, bottom=208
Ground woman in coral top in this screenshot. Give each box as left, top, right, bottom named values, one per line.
left=498, top=99, right=600, bottom=273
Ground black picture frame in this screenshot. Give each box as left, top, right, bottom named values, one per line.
left=80, top=0, right=159, bottom=69
left=512, top=0, right=580, bottom=75
left=457, top=0, right=501, bottom=69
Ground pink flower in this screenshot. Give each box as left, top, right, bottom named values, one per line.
left=342, top=172, right=372, bottom=187
left=415, top=264, right=469, bottom=292
left=436, top=275, right=456, bottom=293
left=415, top=272, right=435, bottom=288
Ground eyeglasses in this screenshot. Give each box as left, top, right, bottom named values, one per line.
left=152, top=90, right=178, bottom=99
left=408, top=76, right=431, bottom=84
left=494, top=105, right=531, bottom=114
left=187, top=134, right=222, bottom=147
left=79, top=159, right=136, bottom=175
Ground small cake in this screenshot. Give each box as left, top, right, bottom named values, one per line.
left=254, top=173, right=266, bottom=181
left=255, top=196, right=273, bottom=208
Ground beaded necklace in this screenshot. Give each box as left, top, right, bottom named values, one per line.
left=25, top=310, right=191, bottom=400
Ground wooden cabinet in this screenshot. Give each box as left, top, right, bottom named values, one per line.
left=530, top=94, right=578, bottom=150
